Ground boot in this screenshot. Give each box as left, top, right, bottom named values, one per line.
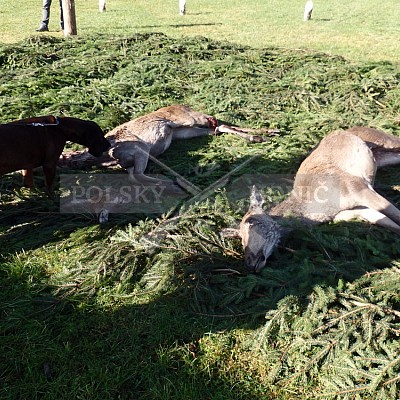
left=36, top=0, right=50, bottom=32
left=36, top=24, right=49, bottom=32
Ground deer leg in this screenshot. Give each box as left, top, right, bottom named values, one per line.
left=216, top=125, right=265, bottom=143
left=219, top=126, right=279, bottom=135
left=375, top=151, right=400, bottom=168
left=127, top=171, right=186, bottom=195
left=172, top=126, right=211, bottom=140
left=334, top=207, right=400, bottom=235
left=125, top=146, right=163, bottom=185
left=364, top=188, right=400, bottom=225
left=98, top=209, right=109, bottom=224
left=123, top=141, right=195, bottom=195
left=345, top=186, right=400, bottom=228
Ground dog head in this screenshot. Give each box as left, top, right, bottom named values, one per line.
left=59, top=117, right=111, bottom=157
left=83, top=121, right=111, bottom=157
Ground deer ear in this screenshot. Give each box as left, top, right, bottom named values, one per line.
left=250, top=185, right=264, bottom=208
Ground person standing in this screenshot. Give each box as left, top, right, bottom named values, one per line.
left=36, top=0, right=64, bottom=32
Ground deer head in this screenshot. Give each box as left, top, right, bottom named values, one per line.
left=239, top=186, right=281, bottom=272
left=222, top=186, right=281, bottom=272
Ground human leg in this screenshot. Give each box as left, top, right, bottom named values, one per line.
left=36, top=0, right=52, bottom=31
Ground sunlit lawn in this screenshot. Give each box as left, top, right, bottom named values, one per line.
left=1, top=0, right=399, bottom=63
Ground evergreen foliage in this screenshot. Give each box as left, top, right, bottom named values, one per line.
left=255, top=267, right=400, bottom=398
left=0, top=33, right=399, bottom=399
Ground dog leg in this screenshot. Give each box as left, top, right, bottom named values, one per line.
left=42, top=165, right=57, bottom=193
left=21, top=169, right=34, bottom=188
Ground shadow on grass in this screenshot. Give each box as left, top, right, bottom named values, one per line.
left=0, top=132, right=285, bottom=256
left=0, top=283, right=269, bottom=399
left=1, top=151, right=399, bottom=399
left=0, top=189, right=93, bottom=253
left=1, top=202, right=399, bottom=399
left=1, top=218, right=398, bottom=399
left=135, top=22, right=222, bottom=29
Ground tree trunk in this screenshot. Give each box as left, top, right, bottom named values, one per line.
left=61, top=0, right=77, bottom=36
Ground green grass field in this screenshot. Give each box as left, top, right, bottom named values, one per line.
left=1, top=1, right=400, bottom=399
left=1, top=0, right=399, bottom=63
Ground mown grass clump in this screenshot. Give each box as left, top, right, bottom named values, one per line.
left=0, top=34, right=399, bottom=399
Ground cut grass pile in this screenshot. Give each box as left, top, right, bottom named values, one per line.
left=0, top=33, right=400, bottom=399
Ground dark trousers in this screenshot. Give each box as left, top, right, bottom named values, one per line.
left=41, top=0, right=64, bottom=27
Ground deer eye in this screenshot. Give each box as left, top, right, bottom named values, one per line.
left=246, top=216, right=258, bottom=225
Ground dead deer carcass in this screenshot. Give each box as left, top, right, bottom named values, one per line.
left=226, top=127, right=400, bottom=272
left=59, top=104, right=279, bottom=193
left=270, top=127, right=400, bottom=234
